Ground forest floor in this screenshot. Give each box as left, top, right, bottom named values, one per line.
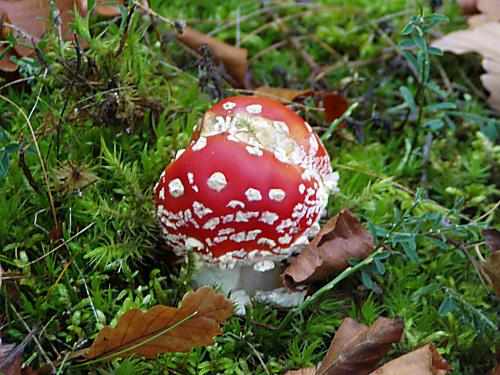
left=0, top=0, right=499, bottom=374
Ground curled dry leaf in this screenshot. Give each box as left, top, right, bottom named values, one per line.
left=86, top=286, right=234, bottom=361
left=316, top=316, right=404, bottom=375
left=176, top=26, right=249, bottom=88
left=255, top=86, right=349, bottom=123
left=457, top=0, right=479, bottom=15
left=284, top=368, right=317, bottom=375
left=93, top=0, right=123, bottom=17
left=0, top=0, right=124, bottom=72
left=432, top=6, right=500, bottom=110
left=482, top=228, right=500, bottom=296
left=0, top=0, right=85, bottom=57
left=0, top=328, right=37, bottom=375
left=369, top=344, right=452, bottom=375
left=283, top=209, right=373, bottom=290
left=491, top=359, right=500, bottom=375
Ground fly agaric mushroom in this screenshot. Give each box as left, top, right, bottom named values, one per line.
left=155, top=96, right=339, bottom=310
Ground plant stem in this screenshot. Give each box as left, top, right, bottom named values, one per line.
left=276, top=248, right=382, bottom=332
left=75, top=311, right=198, bottom=367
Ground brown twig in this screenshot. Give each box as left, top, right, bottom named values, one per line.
left=18, top=147, right=41, bottom=193
left=115, top=4, right=137, bottom=57
left=0, top=89, right=60, bottom=239
left=268, top=9, right=328, bottom=87
left=56, top=35, right=82, bottom=160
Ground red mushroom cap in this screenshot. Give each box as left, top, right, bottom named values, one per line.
left=194, top=96, right=332, bottom=177
left=154, top=134, right=323, bottom=265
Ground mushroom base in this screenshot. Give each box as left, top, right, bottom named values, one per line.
left=190, top=260, right=306, bottom=315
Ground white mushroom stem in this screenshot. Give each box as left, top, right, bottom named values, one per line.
left=191, top=260, right=308, bottom=315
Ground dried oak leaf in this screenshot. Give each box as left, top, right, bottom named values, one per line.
left=482, top=228, right=500, bottom=296
left=490, top=363, right=500, bottom=375
left=316, top=316, right=404, bottom=375
left=369, top=344, right=452, bottom=375
left=255, top=86, right=349, bottom=123
left=0, top=329, right=37, bottom=375
left=457, top=0, right=479, bottom=15
left=283, top=209, right=373, bottom=290
left=432, top=10, right=500, bottom=110
left=86, top=286, right=234, bottom=361
left=93, top=0, right=123, bottom=17
left=284, top=368, right=317, bottom=375
left=0, top=0, right=86, bottom=57
left=176, top=26, right=249, bottom=88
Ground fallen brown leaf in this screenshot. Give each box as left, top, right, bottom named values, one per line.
left=483, top=228, right=500, bottom=251
left=457, top=0, right=479, bottom=15
left=490, top=358, right=500, bottom=375
left=369, top=344, right=452, bottom=375
left=283, top=209, right=373, bottom=290
left=255, top=87, right=349, bottom=123
left=0, top=328, right=37, bottom=375
left=176, top=26, right=249, bottom=88
left=482, top=229, right=500, bottom=296
left=93, top=0, right=123, bottom=17
left=316, top=316, right=404, bottom=375
left=284, top=368, right=317, bottom=375
left=255, top=86, right=310, bottom=102
left=477, top=0, right=500, bottom=20
left=432, top=7, right=500, bottom=110
left=0, top=0, right=85, bottom=57
left=86, top=286, right=234, bottom=361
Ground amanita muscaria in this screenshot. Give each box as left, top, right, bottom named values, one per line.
left=154, top=96, right=339, bottom=305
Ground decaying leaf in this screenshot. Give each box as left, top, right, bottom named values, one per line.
left=93, top=0, right=123, bottom=17
left=283, top=209, right=373, bottom=290
left=432, top=4, right=500, bottom=110
left=0, top=328, right=37, bottom=375
left=483, top=228, right=500, bottom=251
left=316, top=316, right=404, bottom=375
left=369, top=344, right=452, bottom=375
left=482, top=228, right=500, bottom=296
left=490, top=359, right=500, bottom=375
left=176, top=26, right=249, bottom=88
left=284, top=368, right=317, bottom=375
left=0, top=0, right=124, bottom=72
left=255, top=86, right=310, bottom=102
left=255, top=86, right=349, bottom=123
left=86, top=286, right=234, bottom=361
left=457, top=0, right=479, bottom=15
left=0, top=0, right=85, bottom=57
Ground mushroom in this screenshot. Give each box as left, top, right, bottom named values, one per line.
left=155, top=96, right=339, bottom=311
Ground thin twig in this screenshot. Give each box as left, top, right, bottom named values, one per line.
left=18, top=147, right=41, bottom=193
left=56, top=35, right=82, bottom=159
left=9, top=304, right=56, bottom=371
left=0, top=88, right=60, bottom=237
left=115, top=4, right=137, bottom=57
left=133, top=1, right=176, bottom=28
left=22, top=222, right=95, bottom=266
left=227, top=333, right=270, bottom=375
